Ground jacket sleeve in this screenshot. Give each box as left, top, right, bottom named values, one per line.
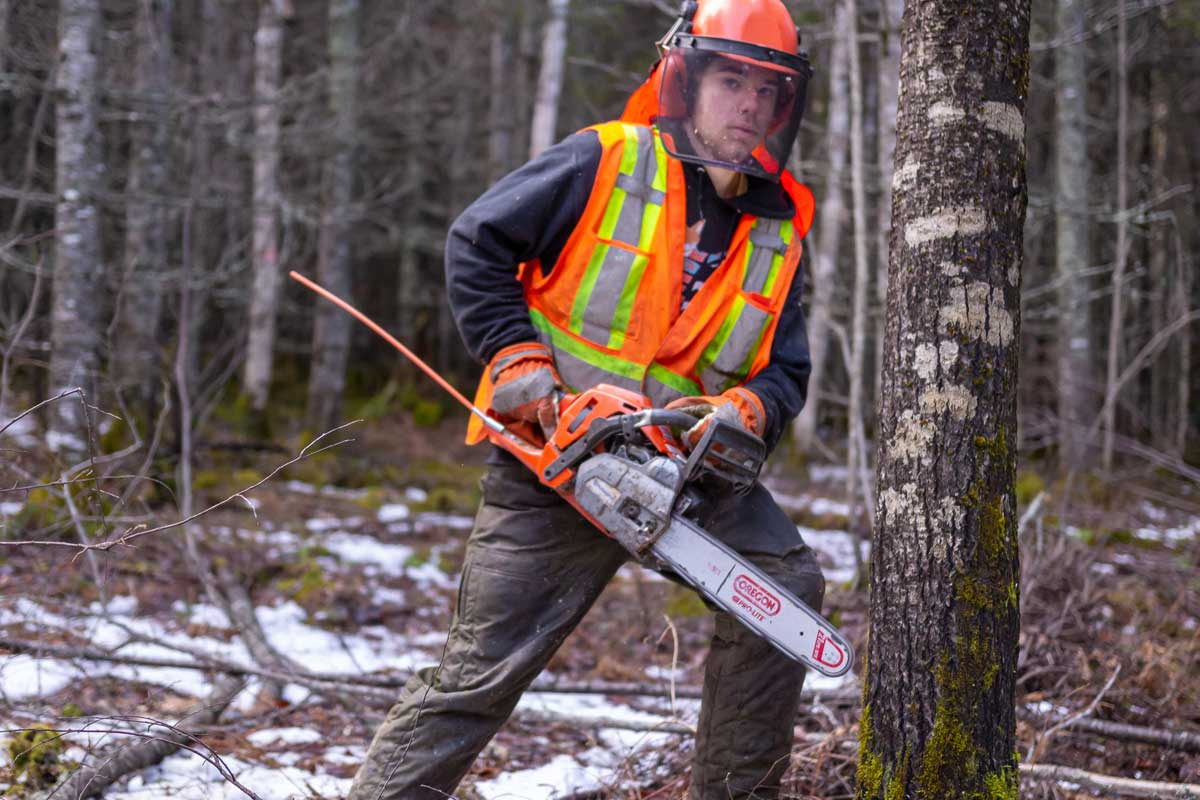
left=743, top=248, right=811, bottom=452
left=445, top=131, right=602, bottom=365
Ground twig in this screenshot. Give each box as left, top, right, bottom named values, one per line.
left=1019, top=763, right=1200, bottom=798
left=657, top=614, right=680, bottom=719
left=1028, top=665, right=1121, bottom=763
left=0, top=421, right=359, bottom=552
left=1017, top=491, right=1046, bottom=536
left=0, top=253, right=44, bottom=415
left=0, top=388, right=83, bottom=439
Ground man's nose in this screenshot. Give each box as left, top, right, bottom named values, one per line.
left=737, top=88, right=765, bottom=115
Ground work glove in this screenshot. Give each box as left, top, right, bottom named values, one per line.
left=664, top=387, right=765, bottom=450
left=487, top=341, right=562, bottom=433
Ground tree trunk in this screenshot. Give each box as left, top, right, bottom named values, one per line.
left=49, top=0, right=103, bottom=450
left=1101, top=0, right=1129, bottom=473
left=242, top=0, right=285, bottom=414
left=487, top=23, right=515, bottom=183
left=874, top=0, right=902, bottom=416
left=0, top=0, right=10, bottom=74
left=528, top=0, right=568, bottom=158
left=1054, top=0, right=1093, bottom=468
left=857, top=0, right=1029, bottom=797
left=845, top=0, right=872, bottom=528
left=794, top=0, right=850, bottom=452
left=307, top=0, right=360, bottom=432
left=114, top=0, right=172, bottom=425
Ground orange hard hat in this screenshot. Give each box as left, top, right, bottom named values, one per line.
left=692, top=0, right=799, bottom=66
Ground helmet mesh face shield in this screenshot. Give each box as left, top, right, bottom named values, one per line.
left=656, top=35, right=810, bottom=181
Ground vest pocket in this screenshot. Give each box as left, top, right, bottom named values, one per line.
left=569, top=237, right=652, bottom=349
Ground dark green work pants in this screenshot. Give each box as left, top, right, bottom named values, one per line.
left=347, top=464, right=825, bottom=800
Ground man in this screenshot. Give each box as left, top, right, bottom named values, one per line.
left=348, top=1, right=822, bottom=797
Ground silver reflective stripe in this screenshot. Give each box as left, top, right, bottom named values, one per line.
left=552, top=346, right=644, bottom=396
left=608, top=126, right=659, bottom=247
left=643, top=375, right=688, bottom=408
left=577, top=245, right=638, bottom=345
left=575, top=126, right=663, bottom=345
left=615, top=172, right=665, bottom=206
left=743, top=219, right=789, bottom=295
left=699, top=302, right=771, bottom=394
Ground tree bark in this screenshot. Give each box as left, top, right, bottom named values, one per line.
left=795, top=0, right=850, bottom=452
left=114, top=0, right=172, bottom=425
left=307, top=0, right=360, bottom=432
left=857, top=0, right=1029, bottom=797
left=528, top=0, right=568, bottom=158
left=1054, top=0, right=1094, bottom=468
left=242, top=0, right=286, bottom=414
left=49, top=0, right=103, bottom=451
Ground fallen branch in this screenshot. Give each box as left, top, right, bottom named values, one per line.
left=43, top=675, right=250, bottom=799
left=1020, top=763, right=1200, bottom=798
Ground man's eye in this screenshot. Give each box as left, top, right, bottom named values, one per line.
left=758, top=86, right=778, bottom=99
left=723, top=78, right=742, bottom=90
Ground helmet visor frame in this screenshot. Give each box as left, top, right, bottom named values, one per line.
left=655, top=33, right=812, bottom=181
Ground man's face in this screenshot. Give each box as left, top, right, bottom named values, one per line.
left=687, top=58, right=780, bottom=165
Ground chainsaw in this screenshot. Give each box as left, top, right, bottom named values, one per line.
left=289, top=271, right=853, bottom=678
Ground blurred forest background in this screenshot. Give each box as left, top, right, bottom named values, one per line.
left=2, top=1, right=1200, bottom=798
left=1, top=0, right=1197, bottom=475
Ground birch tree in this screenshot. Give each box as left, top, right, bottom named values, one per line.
left=795, top=0, right=850, bottom=452
left=528, top=0, right=568, bottom=158
left=49, top=0, right=102, bottom=449
left=114, top=0, right=172, bottom=423
left=845, top=0, right=872, bottom=528
left=242, top=0, right=287, bottom=416
left=858, top=0, right=1029, bottom=796
left=1101, top=0, right=1128, bottom=472
left=306, top=0, right=360, bottom=432
left=1054, top=0, right=1093, bottom=467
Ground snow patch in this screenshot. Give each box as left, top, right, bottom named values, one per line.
left=378, top=503, right=410, bottom=522
left=246, top=727, right=323, bottom=747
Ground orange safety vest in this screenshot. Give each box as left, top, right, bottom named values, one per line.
left=468, top=121, right=814, bottom=443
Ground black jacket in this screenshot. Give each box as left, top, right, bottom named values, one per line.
left=444, top=128, right=812, bottom=452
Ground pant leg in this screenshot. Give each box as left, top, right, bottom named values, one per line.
left=687, top=482, right=826, bottom=800
left=348, top=465, right=629, bottom=800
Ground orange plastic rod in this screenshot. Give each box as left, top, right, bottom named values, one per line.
left=288, top=270, right=506, bottom=434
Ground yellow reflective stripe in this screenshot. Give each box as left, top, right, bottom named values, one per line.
left=647, top=362, right=701, bottom=396
left=531, top=309, right=647, bottom=382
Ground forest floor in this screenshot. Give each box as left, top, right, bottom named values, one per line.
left=0, top=407, right=1198, bottom=799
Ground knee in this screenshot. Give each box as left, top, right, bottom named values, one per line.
left=761, top=547, right=825, bottom=613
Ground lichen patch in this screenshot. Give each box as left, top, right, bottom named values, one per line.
left=904, top=207, right=987, bottom=247
left=981, top=101, right=1024, bottom=142
left=919, top=384, right=977, bottom=419
left=892, top=409, right=934, bottom=463
left=939, top=281, right=1015, bottom=346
